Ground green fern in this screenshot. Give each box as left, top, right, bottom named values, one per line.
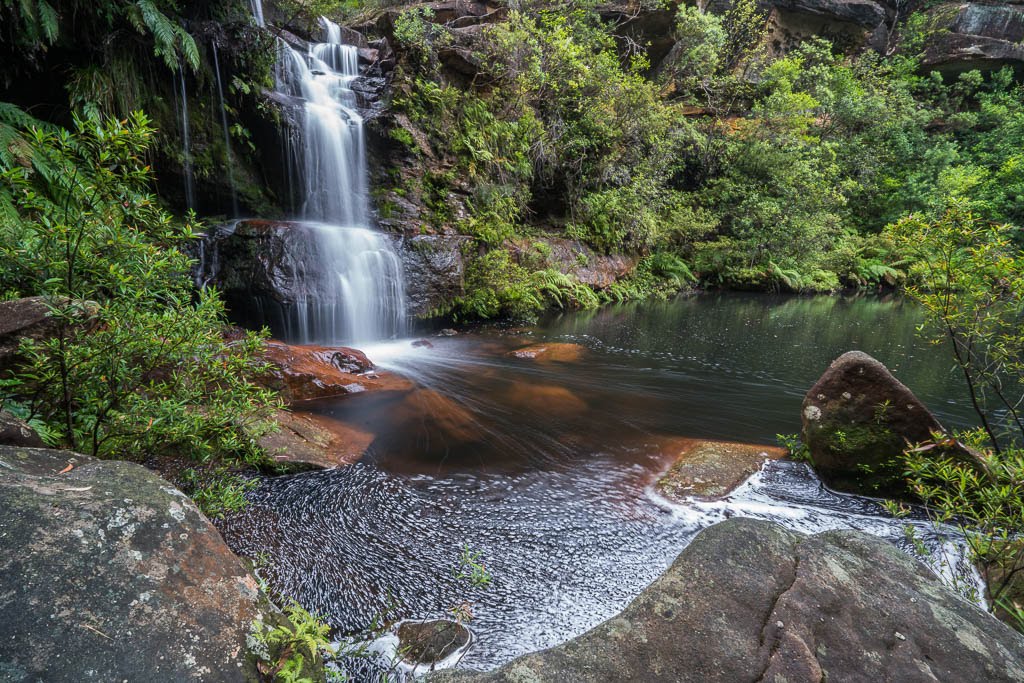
left=129, top=0, right=200, bottom=72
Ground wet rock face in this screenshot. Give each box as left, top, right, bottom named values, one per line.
left=429, top=518, right=1024, bottom=683
left=397, top=234, right=469, bottom=317
left=800, top=350, right=980, bottom=496
left=0, top=446, right=266, bottom=682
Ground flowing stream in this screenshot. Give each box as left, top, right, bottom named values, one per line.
left=220, top=294, right=985, bottom=677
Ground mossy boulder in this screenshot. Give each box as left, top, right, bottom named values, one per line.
left=801, top=350, right=980, bottom=497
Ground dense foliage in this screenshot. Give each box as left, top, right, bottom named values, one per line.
left=883, top=208, right=1024, bottom=630
left=0, top=107, right=279, bottom=462
left=377, top=0, right=1024, bottom=319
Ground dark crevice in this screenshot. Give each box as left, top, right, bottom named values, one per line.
left=753, top=541, right=804, bottom=683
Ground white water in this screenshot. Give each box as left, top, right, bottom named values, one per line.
left=283, top=223, right=406, bottom=345
left=212, top=42, right=239, bottom=217
left=177, top=66, right=196, bottom=212
left=240, top=5, right=406, bottom=343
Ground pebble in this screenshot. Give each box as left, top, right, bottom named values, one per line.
left=895, top=632, right=906, bottom=641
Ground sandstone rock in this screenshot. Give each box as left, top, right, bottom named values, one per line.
left=257, top=340, right=414, bottom=404
left=655, top=439, right=787, bottom=500
left=922, top=2, right=1024, bottom=73
left=396, top=619, right=471, bottom=665
left=429, top=518, right=1024, bottom=682
left=507, top=342, right=586, bottom=363
left=0, top=411, right=44, bottom=448
left=0, top=445, right=268, bottom=681
left=260, top=409, right=375, bottom=470
left=801, top=350, right=981, bottom=496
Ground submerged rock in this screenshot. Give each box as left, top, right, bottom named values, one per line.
left=396, top=619, right=471, bottom=665
left=0, top=445, right=267, bottom=681
left=655, top=439, right=787, bottom=501
left=801, top=350, right=981, bottom=496
left=507, top=342, right=587, bottom=363
left=429, top=518, right=1024, bottom=682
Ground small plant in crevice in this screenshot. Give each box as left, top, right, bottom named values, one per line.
left=776, top=433, right=812, bottom=464
left=181, top=467, right=258, bottom=519
left=248, top=599, right=341, bottom=683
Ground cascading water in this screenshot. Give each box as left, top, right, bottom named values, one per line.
left=176, top=66, right=196, bottom=212
left=236, top=4, right=405, bottom=344
left=276, top=19, right=369, bottom=224
left=212, top=42, right=240, bottom=217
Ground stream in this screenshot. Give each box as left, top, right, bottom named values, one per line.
left=220, top=292, right=982, bottom=676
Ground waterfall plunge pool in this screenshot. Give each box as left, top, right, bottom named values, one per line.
left=219, top=293, right=983, bottom=676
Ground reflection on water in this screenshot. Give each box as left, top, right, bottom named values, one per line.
left=220, top=293, right=979, bottom=675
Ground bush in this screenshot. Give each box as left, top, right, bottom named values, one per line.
left=0, top=108, right=278, bottom=462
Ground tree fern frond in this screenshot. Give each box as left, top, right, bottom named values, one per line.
left=36, top=0, right=58, bottom=43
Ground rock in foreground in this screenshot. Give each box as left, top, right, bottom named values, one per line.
left=0, top=446, right=266, bottom=682
left=430, top=518, right=1024, bottom=682
left=656, top=439, right=787, bottom=500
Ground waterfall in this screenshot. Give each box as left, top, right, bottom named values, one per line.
left=212, top=43, right=240, bottom=217
left=276, top=19, right=368, bottom=225
left=235, top=5, right=406, bottom=344
left=177, top=67, right=196, bottom=212
left=249, top=0, right=265, bottom=26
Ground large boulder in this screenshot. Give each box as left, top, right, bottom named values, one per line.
left=429, top=518, right=1024, bottom=682
left=801, top=350, right=979, bottom=496
left=0, top=445, right=269, bottom=681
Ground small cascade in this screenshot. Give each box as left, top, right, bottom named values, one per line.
left=275, top=18, right=368, bottom=225
left=249, top=0, right=265, bottom=26
left=177, top=67, right=196, bottom=212
left=212, top=43, right=240, bottom=217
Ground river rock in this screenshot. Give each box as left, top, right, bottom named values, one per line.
left=396, top=619, right=471, bottom=665
left=656, top=439, right=787, bottom=500
left=507, top=342, right=586, bottom=363
left=258, top=340, right=415, bottom=403
left=261, top=408, right=375, bottom=470
left=0, top=445, right=268, bottom=681
left=429, top=518, right=1024, bottom=682
left=0, top=410, right=44, bottom=447
left=801, top=350, right=979, bottom=496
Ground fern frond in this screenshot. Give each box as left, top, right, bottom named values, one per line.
left=36, top=0, right=58, bottom=43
